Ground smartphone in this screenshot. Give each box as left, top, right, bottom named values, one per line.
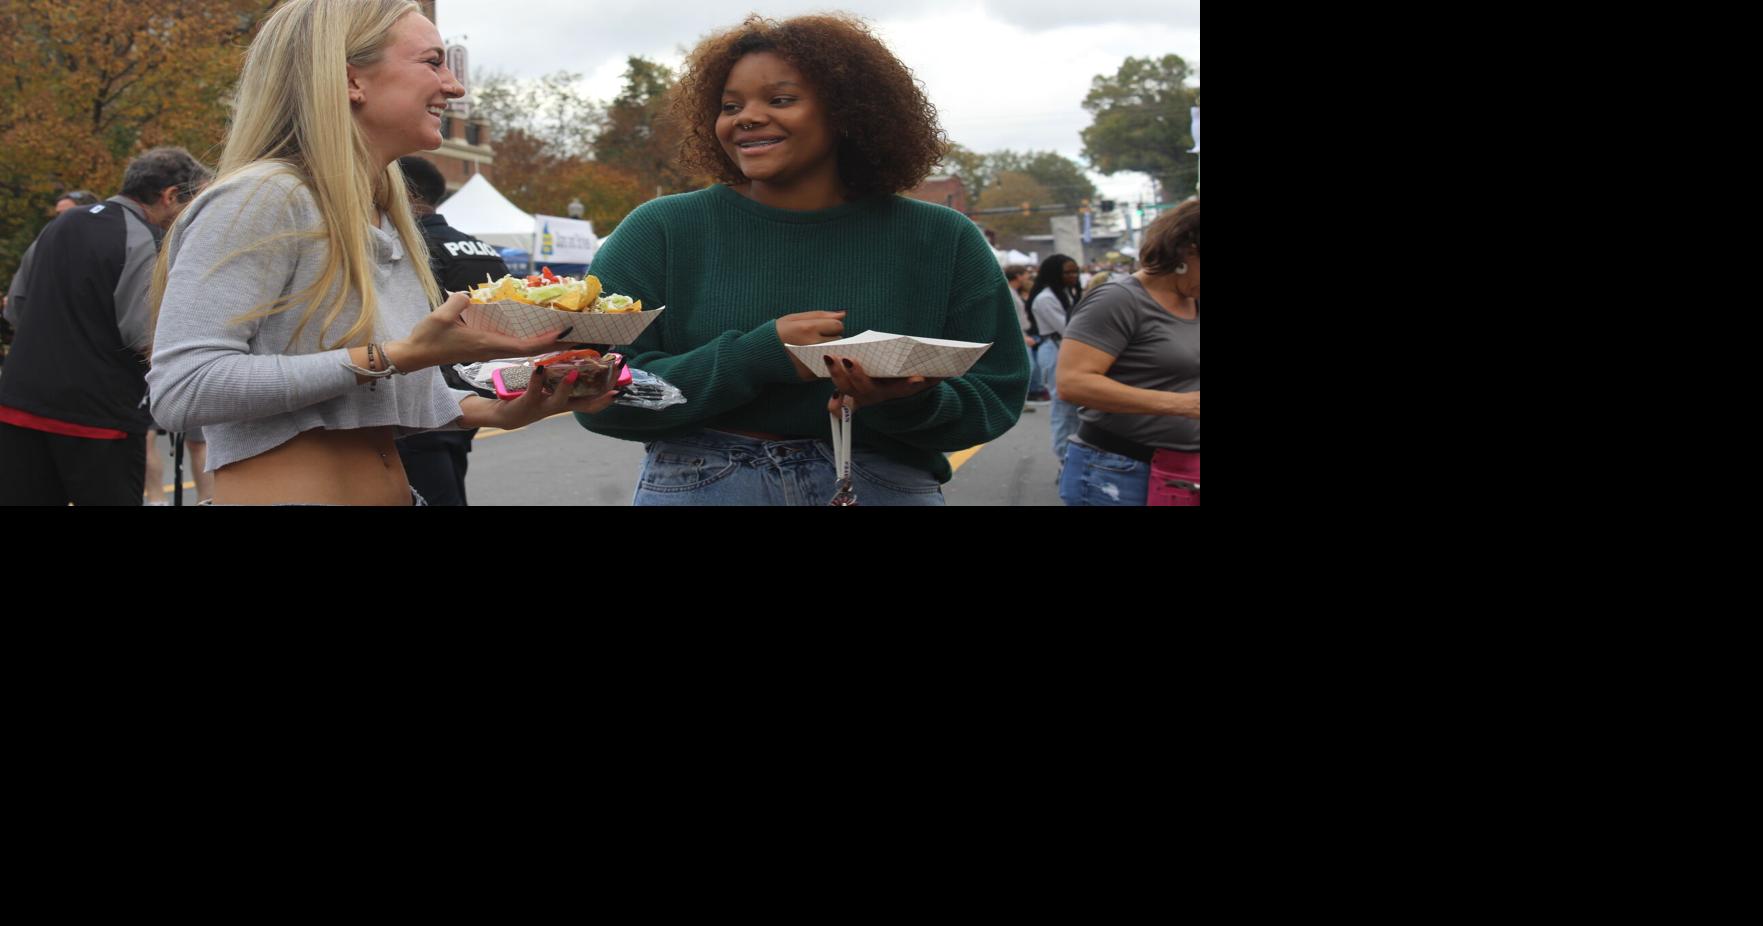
left=491, top=354, right=629, bottom=400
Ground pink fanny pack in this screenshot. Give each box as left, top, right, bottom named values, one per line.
left=1147, top=449, right=1200, bottom=506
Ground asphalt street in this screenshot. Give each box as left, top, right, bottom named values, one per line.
left=138, top=402, right=1067, bottom=506
left=461, top=400, right=1066, bottom=505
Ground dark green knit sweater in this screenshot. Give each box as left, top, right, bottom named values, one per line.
left=575, top=184, right=1029, bottom=482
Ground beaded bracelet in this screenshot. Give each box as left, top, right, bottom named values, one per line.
left=341, top=341, right=400, bottom=390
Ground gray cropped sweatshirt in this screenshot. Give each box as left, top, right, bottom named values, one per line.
left=148, top=163, right=471, bottom=471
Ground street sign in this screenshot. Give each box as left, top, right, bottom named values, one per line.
left=446, top=45, right=470, bottom=115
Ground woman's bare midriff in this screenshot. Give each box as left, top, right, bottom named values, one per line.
left=212, top=426, right=411, bottom=505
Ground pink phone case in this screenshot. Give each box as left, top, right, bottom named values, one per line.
left=491, top=367, right=524, bottom=401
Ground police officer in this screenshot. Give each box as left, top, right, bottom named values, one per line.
left=393, top=156, right=511, bottom=506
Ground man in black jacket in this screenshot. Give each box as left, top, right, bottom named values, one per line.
left=0, top=148, right=211, bottom=505
left=394, top=156, right=512, bottom=506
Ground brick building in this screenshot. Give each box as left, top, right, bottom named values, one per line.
left=904, top=175, right=969, bottom=214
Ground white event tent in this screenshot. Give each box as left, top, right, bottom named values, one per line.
left=436, top=174, right=533, bottom=250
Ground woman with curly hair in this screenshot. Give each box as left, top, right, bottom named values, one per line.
left=575, top=13, right=1028, bottom=505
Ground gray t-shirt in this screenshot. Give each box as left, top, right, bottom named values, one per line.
left=4, top=198, right=157, bottom=350
left=1030, top=288, right=1069, bottom=338
left=1063, top=275, right=1199, bottom=451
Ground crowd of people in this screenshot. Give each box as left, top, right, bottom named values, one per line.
left=0, top=0, right=1195, bottom=506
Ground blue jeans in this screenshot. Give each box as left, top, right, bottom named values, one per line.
left=1059, top=438, right=1150, bottom=506
left=1026, top=337, right=1046, bottom=396
left=633, top=429, right=945, bottom=506
left=1035, top=338, right=1078, bottom=461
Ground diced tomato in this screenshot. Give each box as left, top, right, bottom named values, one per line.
left=526, top=275, right=543, bottom=286
left=536, top=348, right=601, bottom=367
left=541, top=266, right=559, bottom=283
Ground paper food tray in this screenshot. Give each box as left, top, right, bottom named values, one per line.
left=785, top=330, right=991, bottom=378
left=460, top=300, right=663, bottom=344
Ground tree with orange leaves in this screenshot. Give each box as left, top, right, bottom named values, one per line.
left=489, top=130, right=648, bottom=233
left=0, top=0, right=274, bottom=285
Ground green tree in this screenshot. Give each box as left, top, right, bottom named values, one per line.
left=491, top=129, right=646, bottom=233
left=483, top=129, right=561, bottom=211
left=593, top=56, right=698, bottom=197
left=973, top=171, right=1053, bottom=239
left=986, top=150, right=1097, bottom=207
left=938, top=142, right=989, bottom=204
left=942, top=145, right=1096, bottom=212
left=471, top=69, right=602, bottom=158
left=473, top=65, right=670, bottom=233
left=1080, top=54, right=1199, bottom=201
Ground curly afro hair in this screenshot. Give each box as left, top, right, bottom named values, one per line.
left=669, top=12, right=948, bottom=198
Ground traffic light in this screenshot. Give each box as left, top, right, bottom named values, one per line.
left=1136, top=202, right=1145, bottom=219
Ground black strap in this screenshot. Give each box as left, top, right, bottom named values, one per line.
left=1077, top=421, right=1154, bottom=464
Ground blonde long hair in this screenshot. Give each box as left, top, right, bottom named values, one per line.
left=151, top=0, right=439, bottom=350
left=1082, top=271, right=1112, bottom=298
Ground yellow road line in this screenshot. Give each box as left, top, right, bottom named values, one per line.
left=948, top=445, right=984, bottom=472
left=475, top=411, right=571, bottom=440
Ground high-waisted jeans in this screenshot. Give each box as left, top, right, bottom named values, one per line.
left=632, top=429, right=945, bottom=506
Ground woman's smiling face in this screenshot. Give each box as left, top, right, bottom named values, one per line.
left=716, top=52, right=838, bottom=190
left=349, top=13, right=463, bottom=165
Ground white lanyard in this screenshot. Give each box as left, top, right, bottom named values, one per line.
left=827, top=398, right=856, bottom=506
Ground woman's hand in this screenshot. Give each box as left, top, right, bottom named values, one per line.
left=777, top=310, right=846, bottom=381
left=460, top=369, right=619, bottom=431
left=821, top=355, right=942, bottom=412
left=384, top=292, right=582, bottom=373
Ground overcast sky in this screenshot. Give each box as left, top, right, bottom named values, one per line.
left=435, top=1, right=1199, bottom=204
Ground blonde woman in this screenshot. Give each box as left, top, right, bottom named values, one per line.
left=1081, top=270, right=1112, bottom=299
left=147, top=0, right=612, bottom=505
